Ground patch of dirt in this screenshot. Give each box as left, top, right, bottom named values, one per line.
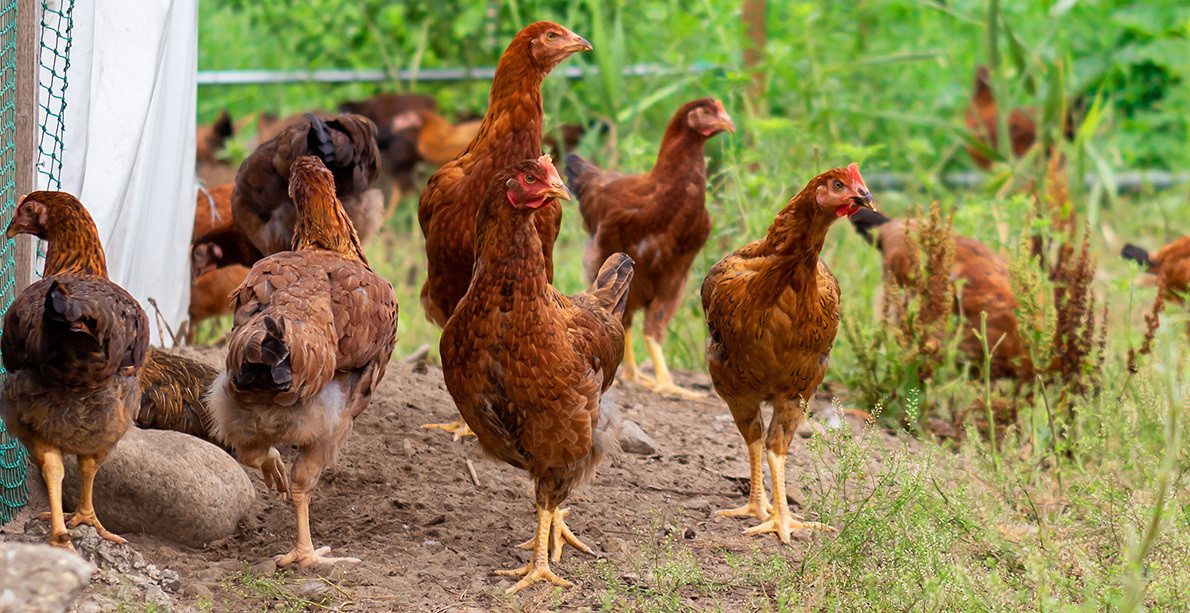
left=8, top=346, right=919, bottom=612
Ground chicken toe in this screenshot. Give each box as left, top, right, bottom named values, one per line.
left=642, top=336, right=704, bottom=398
left=718, top=441, right=773, bottom=520
left=744, top=451, right=835, bottom=544
left=275, top=491, right=359, bottom=567
left=498, top=506, right=574, bottom=594
left=420, top=417, right=475, bottom=440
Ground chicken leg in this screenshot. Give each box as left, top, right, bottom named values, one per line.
left=516, top=507, right=595, bottom=561
left=274, top=447, right=359, bottom=567
left=499, top=505, right=577, bottom=594
left=744, top=450, right=834, bottom=544
left=53, top=453, right=126, bottom=545
left=618, top=329, right=656, bottom=386
left=642, top=335, right=704, bottom=398
left=420, top=417, right=475, bottom=440
left=718, top=440, right=773, bottom=520
left=32, top=443, right=72, bottom=550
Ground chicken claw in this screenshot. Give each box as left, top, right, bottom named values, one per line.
left=718, top=440, right=773, bottom=520
left=500, top=506, right=577, bottom=594
left=642, top=335, right=705, bottom=398
left=515, top=508, right=596, bottom=562
left=262, top=448, right=290, bottom=497
left=420, top=418, right=475, bottom=440
left=275, top=545, right=361, bottom=567
left=39, top=511, right=127, bottom=545
left=744, top=511, right=835, bottom=545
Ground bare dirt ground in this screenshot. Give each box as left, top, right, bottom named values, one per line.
left=6, top=347, right=919, bottom=612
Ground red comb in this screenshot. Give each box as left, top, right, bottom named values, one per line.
left=846, top=162, right=867, bottom=191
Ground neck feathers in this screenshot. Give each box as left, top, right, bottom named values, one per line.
left=291, top=178, right=369, bottom=265
left=43, top=205, right=108, bottom=278
left=468, top=40, right=545, bottom=158
left=760, top=180, right=834, bottom=290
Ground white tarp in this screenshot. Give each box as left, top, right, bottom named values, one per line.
left=39, top=0, right=196, bottom=346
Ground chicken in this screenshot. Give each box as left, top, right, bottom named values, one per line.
left=566, top=98, right=735, bottom=398
left=441, top=157, right=632, bottom=593
left=418, top=21, right=591, bottom=439
left=391, top=108, right=482, bottom=167
left=193, top=183, right=234, bottom=242
left=191, top=221, right=264, bottom=277
left=187, top=265, right=250, bottom=343
left=209, top=156, right=399, bottom=567
left=0, top=192, right=149, bottom=550
left=232, top=113, right=383, bottom=257
left=340, top=94, right=437, bottom=210
left=965, top=66, right=1077, bottom=170
left=135, top=347, right=229, bottom=453
left=850, top=209, right=1033, bottom=379
left=701, top=164, right=874, bottom=544
left=197, top=110, right=236, bottom=187
left=1122, top=238, right=1190, bottom=304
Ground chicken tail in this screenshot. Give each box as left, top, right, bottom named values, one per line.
left=232, top=315, right=293, bottom=393
left=563, top=153, right=596, bottom=203
left=1121, top=244, right=1153, bottom=270
left=305, top=113, right=339, bottom=169
left=587, top=252, right=635, bottom=317
left=849, top=208, right=893, bottom=245
left=43, top=281, right=96, bottom=338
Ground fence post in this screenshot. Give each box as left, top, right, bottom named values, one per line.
left=14, top=0, right=34, bottom=287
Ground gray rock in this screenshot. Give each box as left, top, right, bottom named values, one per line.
left=59, top=427, right=254, bottom=547
left=144, top=584, right=171, bottom=608
left=160, top=569, right=181, bottom=593
left=618, top=420, right=657, bottom=455
left=0, top=542, right=94, bottom=613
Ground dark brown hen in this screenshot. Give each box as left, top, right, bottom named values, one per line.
left=232, top=113, right=383, bottom=256
left=210, top=156, right=399, bottom=567
left=567, top=98, right=734, bottom=398
left=0, top=192, right=149, bottom=551
left=441, top=158, right=631, bottom=594
left=702, top=165, right=873, bottom=544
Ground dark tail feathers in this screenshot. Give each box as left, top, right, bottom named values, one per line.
left=235, top=316, right=293, bottom=391
left=563, top=152, right=595, bottom=198
left=305, top=113, right=338, bottom=169
left=590, top=253, right=634, bottom=317
left=849, top=208, right=893, bottom=245
left=1121, top=244, right=1153, bottom=269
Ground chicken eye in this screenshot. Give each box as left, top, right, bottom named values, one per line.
left=524, top=174, right=537, bottom=184
left=545, top=32, right=557, bottom=41
left=833, top=180, right=844, bottom=191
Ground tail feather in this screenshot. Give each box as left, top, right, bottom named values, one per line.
left=588, top=253, right=634, bottom=317
left=563, top=153, right=596, bottom=200
left=234, top=315, right=292, bottom=391
left=849, top=208, right=893, bottom=245
left=305, top=113, right=338, bottom=169
left=1121, top=243, right=1153, bottom=269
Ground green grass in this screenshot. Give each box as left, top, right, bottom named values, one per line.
left=194, top=1, right=1190, bottom=609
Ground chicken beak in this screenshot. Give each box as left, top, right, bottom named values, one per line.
left=544, top=181, right=573, bottom=202
left=4, top=223, right=19, bottom=240
left=568, top=36, right=593, bottom=53
left=717, top=116, right=737, bottom=134
left=851, top=189, right=875, bottom=211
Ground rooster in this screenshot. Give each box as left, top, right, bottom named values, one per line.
left=209, top=156, right=399, bottom=567
left=418, top=21, right=591, bottom=439
left=566, top=98, right=735, bottom=398
left=850, top=208, right=1033, bottom=379
left=702, top=164, right=873, bottom=544
left=441, top=157, right=632, bottom=593
left=232, top=113, right=383, bottom=257
left=0, top=192, right=149, bottom=550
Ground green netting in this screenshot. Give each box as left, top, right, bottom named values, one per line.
left=0, top=0, right=24, bottom=525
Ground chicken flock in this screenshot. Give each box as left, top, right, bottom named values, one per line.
left=0, top=19, right=1163, bottom=597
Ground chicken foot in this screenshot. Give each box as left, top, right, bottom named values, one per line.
left=37, top=453, right=126, bottom=545
left=641, top=335, right=704, bottom=399
left=31, top=444, right=72, bottom=550
left=515, top=507, right=596, bottom=561
left=275, top=448, right=359, bottom=567
left=718, top=440, right=773, bottom=521
left=619, top=329, right=656, bottom=386
left=239, top=446, right=289, bottom=496
left=744, top=450, right=835, bottom=544
left=420, top=417, right=475, bottom=440
left=498, top=505, right=577, bottom=594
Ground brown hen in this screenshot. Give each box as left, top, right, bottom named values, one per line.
left=441, top=157, right=631, bottom=594
left=850, top=208, right=1034, bottom=379
left=567, top=98, right=734, bottom=398
left=136, top=347, right=230, bottom=454
left=232, top=113, right=383, bottom=257
left=187, top=265, right=250, bottom=343
left=210, top=156, right=399, bottom=567
left=339, top=94, right=437, bottom=213
left=196, top=110, right=236, bottom=187
left=702, top=165, right=873, bottom=544
left=418, top=21, right=591, bottom=439
left=0, top=192, right=149, bottom=550
left=392, top=108, right=483, bottom=167
left=1122, top=238, right=1190, bottom=304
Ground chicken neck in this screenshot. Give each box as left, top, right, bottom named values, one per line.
left=468, top=60, right=544, bottom=160
left=473, top=211, right=549, bottom=299
left=291, top=175, right=369, bottom=265
left=42, top=211, right=108, bottom=278
left=757, top=190, right=836, bottom=297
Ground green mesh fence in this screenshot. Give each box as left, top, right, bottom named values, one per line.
left=0, top=0, right=25, bottom=525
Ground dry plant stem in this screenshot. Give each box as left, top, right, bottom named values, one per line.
left=979, top=312, right=998, bottom=470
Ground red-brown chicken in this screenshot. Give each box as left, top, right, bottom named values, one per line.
left=702, top=165, right=873, bottom=544
left=233, top=113, right=383, bottom=257
left=193, top=183, right=234, bottom=242
left=566, top=98, right=734, bottom=398
left=209, top=156, right=398, bottom=567
left=392, top=108, right=483, bottom=167
left=850, top=208, right=1034, bottom=379
left=441, top=158, right=632, bottom=593
left=964, top=66, right=1077, bottom=170
left=136, top=346, right=230, bottom=454
left=0, top=192, right=149, bottom=550
left=187, top=265, right=250, bottom=343
left=419, top=21, right=591, bottom=438
left=191, top=221, right=264, bottom=277
left=1122, top=238, right=1190, bottom=303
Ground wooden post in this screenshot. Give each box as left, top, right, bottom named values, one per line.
left=742, top=0, right=767, bottom=114
left=13, top=0, right=36, bottom=291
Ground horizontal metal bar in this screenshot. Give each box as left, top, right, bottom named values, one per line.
left=197, top=62, right=716, bottom=86
left=865, top=171, right=1189, bottom=194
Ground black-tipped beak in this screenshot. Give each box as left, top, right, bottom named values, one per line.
left=852, top=190, right=875, bottom=210
left=545, top=181, right=573, bottom=202
left=4, top=224, right=19, bottom=240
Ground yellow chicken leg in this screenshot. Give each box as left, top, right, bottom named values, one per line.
left=32, top=445, right=73, bottom=551
left=642, top=335, right=704, bottom=398
left=619, top=329, right=656, bottom=386
left=744, top=450, right=835, bottom=544
left=61, top=454, right=125, bottom=545
left=275, top=491, right=360, bottom=567
left=421, top=417, right=475, bottom=440
left=499, top=505, right=574, bottom=594
left=718, top=440, right=773, bottom=520
left=515, top=508, right=596, bottom=561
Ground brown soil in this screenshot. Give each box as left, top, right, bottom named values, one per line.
left=11, top=346, right=919, bottom=612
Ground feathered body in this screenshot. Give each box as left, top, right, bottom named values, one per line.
left=418, top=22, right=591, bottom=327
left=233, top=113, right=383, bottom=256
left=0, top=192, right=149, bottom=549
left=1122, top=237, right=1190, bottom=304
left=210, top=156, right=398, bottom=567
left=440, top=158, right=630, bottom=594
left=136, top=347, right=229, bottom=453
